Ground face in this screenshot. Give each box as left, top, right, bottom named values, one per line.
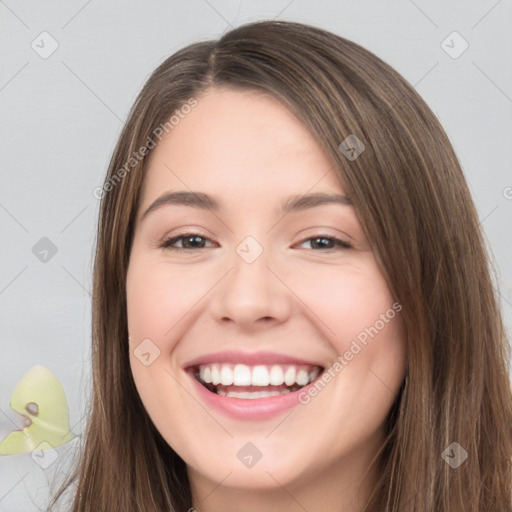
left=126, top=87, right=407, bottom=501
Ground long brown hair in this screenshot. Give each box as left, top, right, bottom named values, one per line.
left=48, top=20, right=512, bottom=511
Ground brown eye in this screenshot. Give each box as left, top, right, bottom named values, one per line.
left=160, top=233, right=216, bottom=250
left=297, top=235, right=352, bottom=250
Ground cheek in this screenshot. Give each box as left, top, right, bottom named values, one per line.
left=126, top=258, right=209, bottom=348
left=126, top=258, right=206, bottom=441
left=289, top=258, right=407, bottom=391
left=290, top=258, right=400, bottom=346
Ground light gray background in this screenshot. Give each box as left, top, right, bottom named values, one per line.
left=1, top=1, right=511, bottom=510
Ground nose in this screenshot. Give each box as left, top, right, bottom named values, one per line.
left=210, top=245, right=292, bottom=331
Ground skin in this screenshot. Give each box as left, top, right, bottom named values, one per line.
left=126, top=87, right=407, bottom=512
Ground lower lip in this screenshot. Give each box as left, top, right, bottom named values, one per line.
left=186, top=370, right=317, bottom=421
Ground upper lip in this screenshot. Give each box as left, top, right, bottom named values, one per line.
left=183, top=350, right=325, bottom=369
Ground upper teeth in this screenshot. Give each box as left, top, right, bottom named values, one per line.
left=197, top=364, right=320, bottom=387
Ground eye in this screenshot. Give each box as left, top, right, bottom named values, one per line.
left=159, top=233, right=352, bottom=252
left=160, top=233, right=216, bottom=251
left=296, top=235, right=352, bottom=251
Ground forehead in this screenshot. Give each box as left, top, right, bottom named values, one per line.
left=140, top=87, right=345, bottom=206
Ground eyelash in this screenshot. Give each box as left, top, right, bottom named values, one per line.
left=159, top=232, right=352, bottom=252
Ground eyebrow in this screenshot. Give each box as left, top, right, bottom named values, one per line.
left=140, top=190, right=352, bottom=221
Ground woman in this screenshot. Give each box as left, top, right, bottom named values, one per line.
left=49, top=19, right=512, bottom=512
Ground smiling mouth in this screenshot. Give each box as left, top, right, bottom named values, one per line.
left=191, top=363, right=324, bottom=398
